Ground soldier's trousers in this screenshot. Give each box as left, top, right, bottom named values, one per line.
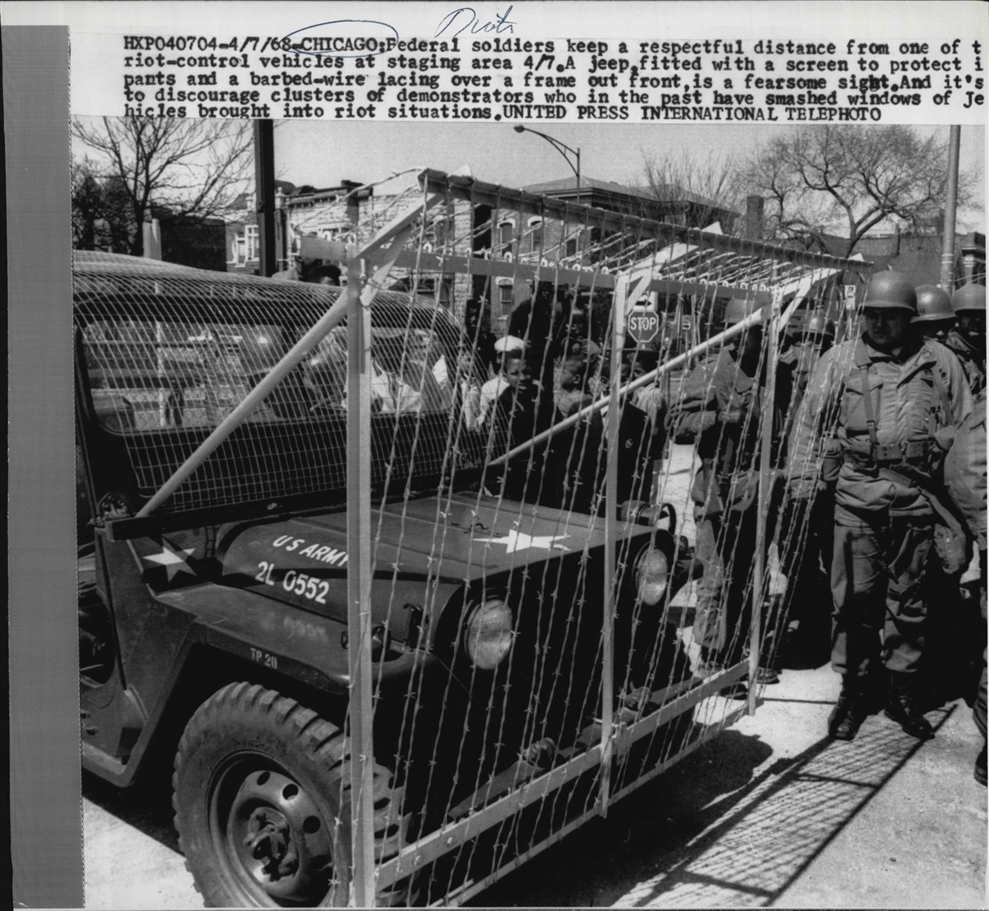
left=694, top=502, right=776, bottom=666
left=779, top=493, right=835, bottom=632
left=831, top=507, right=933, bottom=678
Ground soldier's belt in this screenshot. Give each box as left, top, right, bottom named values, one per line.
left=843, top=439, right=934, bottom=467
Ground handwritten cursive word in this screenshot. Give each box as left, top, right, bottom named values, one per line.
left=435, top=5, right=517, bottom=39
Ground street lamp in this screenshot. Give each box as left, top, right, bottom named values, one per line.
left=513, top=124, right=581, bottom=205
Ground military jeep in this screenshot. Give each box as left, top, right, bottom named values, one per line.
left=76, top=252, right=693, bottom=906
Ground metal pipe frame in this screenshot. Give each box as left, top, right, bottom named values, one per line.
left=375, top=661, right=749, bottom=890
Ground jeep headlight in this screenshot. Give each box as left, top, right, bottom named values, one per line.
left=463, top=599, right=515, bottom=670
left=635, top=547, right=669, bottom=606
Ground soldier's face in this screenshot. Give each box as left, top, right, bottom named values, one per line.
left=863, top=308, right=913, bottom=350
left=958, top=311, right=985, bottom=341
left=916, top=319, right=954, bottom=343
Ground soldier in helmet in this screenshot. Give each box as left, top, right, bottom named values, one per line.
left=670, top=298, right=793, bottom=694
left=912, top=285, right=956, bottom=344
left=789, top=270, right=973, bottom=741
left=942, top=386, right=987, bottom=785
left=945, top=282, right=986, bottom=395
left=782, top=311, right=836, bottom=415
left=777, top=310, right=837, bottom=662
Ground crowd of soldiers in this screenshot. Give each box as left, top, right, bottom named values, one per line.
left=475, top=273, right=986, bottom=787
left=670, top=271, right=986, bottom=785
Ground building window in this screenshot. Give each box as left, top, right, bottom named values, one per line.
left=527, top=217, right=543, bottom=254
left=245, top=225, right=260, bottom=262
left=498, top=220, right=515, bottom=251
left=497, top=280, right=514, bottom=316
left=565, top=235, right=578, bottom=258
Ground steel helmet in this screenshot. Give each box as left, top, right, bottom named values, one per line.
left=803, top=311, right=836, bottom=338
left=862, top=270, right=917, bottom=312
left=952, top=282, right=987, bottom=314
left=723, top=298, right=765, bottom=326
left=912, top=285, right=955, bottom=323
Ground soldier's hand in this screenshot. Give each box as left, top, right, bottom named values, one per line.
left=722, top=406, right=744, bottom=426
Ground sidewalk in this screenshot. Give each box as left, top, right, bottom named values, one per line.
left=478, top=662, right=988, bottom=908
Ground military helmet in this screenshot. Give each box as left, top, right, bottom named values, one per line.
left=912, top=285, right=955, bottom=323
left=952, top=282, right=987, bottom=314
left=803, top=311, right=836, bottom=338
left=863, top=270, right=917, bottom=313
left=723, top=298, right=765, bottom=326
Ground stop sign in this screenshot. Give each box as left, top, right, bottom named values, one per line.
left=626, top=307, right=660, bottom=345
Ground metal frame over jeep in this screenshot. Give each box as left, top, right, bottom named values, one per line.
left=77, top=170, right=865, bottom=906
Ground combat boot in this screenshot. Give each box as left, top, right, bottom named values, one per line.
left=884, top=673, right=934, bottom=740
left=828, top=678, right=870, bottom=741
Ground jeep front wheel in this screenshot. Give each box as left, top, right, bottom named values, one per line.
left=173, top=682, right=409, bottom=907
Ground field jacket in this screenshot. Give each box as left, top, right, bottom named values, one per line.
left=788, top=334, right=973, bottom=518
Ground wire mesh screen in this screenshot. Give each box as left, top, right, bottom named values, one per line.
left=75, top=252, right=495, bottom=514
left=75, top=171, right=866, bottom=907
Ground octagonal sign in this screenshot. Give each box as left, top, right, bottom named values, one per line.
left=626, top=307, right=660, bottom=346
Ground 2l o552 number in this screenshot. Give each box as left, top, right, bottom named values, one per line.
left=255, top=562, right=331, bottom=605
left=282, top=568, right=330, bottom=605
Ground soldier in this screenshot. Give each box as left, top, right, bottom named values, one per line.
left=781, top=311, right=836, bottom=409
left=942, top=387, right=987, bottom=785
left=777, top=311, right=837, bottom=662
left=789, top=270, right=973, bottom=741
left=913, top=285, right=979, bottom=707
left=671, top=299, right=793, bottom=693
left=946, top=282, right=986, bottom=395
left=912, top=285, right=956, bottom=344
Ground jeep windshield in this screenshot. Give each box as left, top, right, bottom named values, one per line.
left=74, top=255, right=496, bottom=524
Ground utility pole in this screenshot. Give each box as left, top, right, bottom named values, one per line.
left=940, top=125, right=961, bottom=291
left=253, top=120, right=277, bottom=277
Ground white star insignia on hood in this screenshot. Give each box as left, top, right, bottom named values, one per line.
left=143, top=543, right=197, bottom=580
left=472, top=529, right=571, bottom=554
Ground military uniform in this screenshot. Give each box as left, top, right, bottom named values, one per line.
left=943, top=328, right=985, bottom=396
left=781, top=339, right=827, bottom=416
left=673, top=326, right=792, bottom=674
left=778, top=317, right=837, bottom=657
left=789, top=327, right=972, bottom=737
left=943, top=389, right=987, bottom=784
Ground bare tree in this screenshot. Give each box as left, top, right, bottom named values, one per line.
left=742, top=125, right=979, bottom=257
left=71, top=158, right=135, bottom=252
left=71, top=117, right=253, bottom=255
left=639, top=148, right=744, bottom=233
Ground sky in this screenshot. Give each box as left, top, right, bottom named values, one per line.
left=274, top=122, right=987, bottom=233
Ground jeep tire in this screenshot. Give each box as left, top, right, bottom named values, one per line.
left=173, top=682, right=412, bottom=907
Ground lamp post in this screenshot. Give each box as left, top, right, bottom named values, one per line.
left=513, top=124, right=581, bottom=205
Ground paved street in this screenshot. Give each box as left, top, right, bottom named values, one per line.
left=82, top=660, right=987, bottom=908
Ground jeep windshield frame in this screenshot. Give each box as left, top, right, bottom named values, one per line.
left=74, top=262, right=493, bottom=540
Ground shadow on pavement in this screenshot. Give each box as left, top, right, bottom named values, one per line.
left=83, top=767, right=182, bottom=854
left=475, top=706, right=955, bottom=908
left=473, top=725, right=775, bottom=906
